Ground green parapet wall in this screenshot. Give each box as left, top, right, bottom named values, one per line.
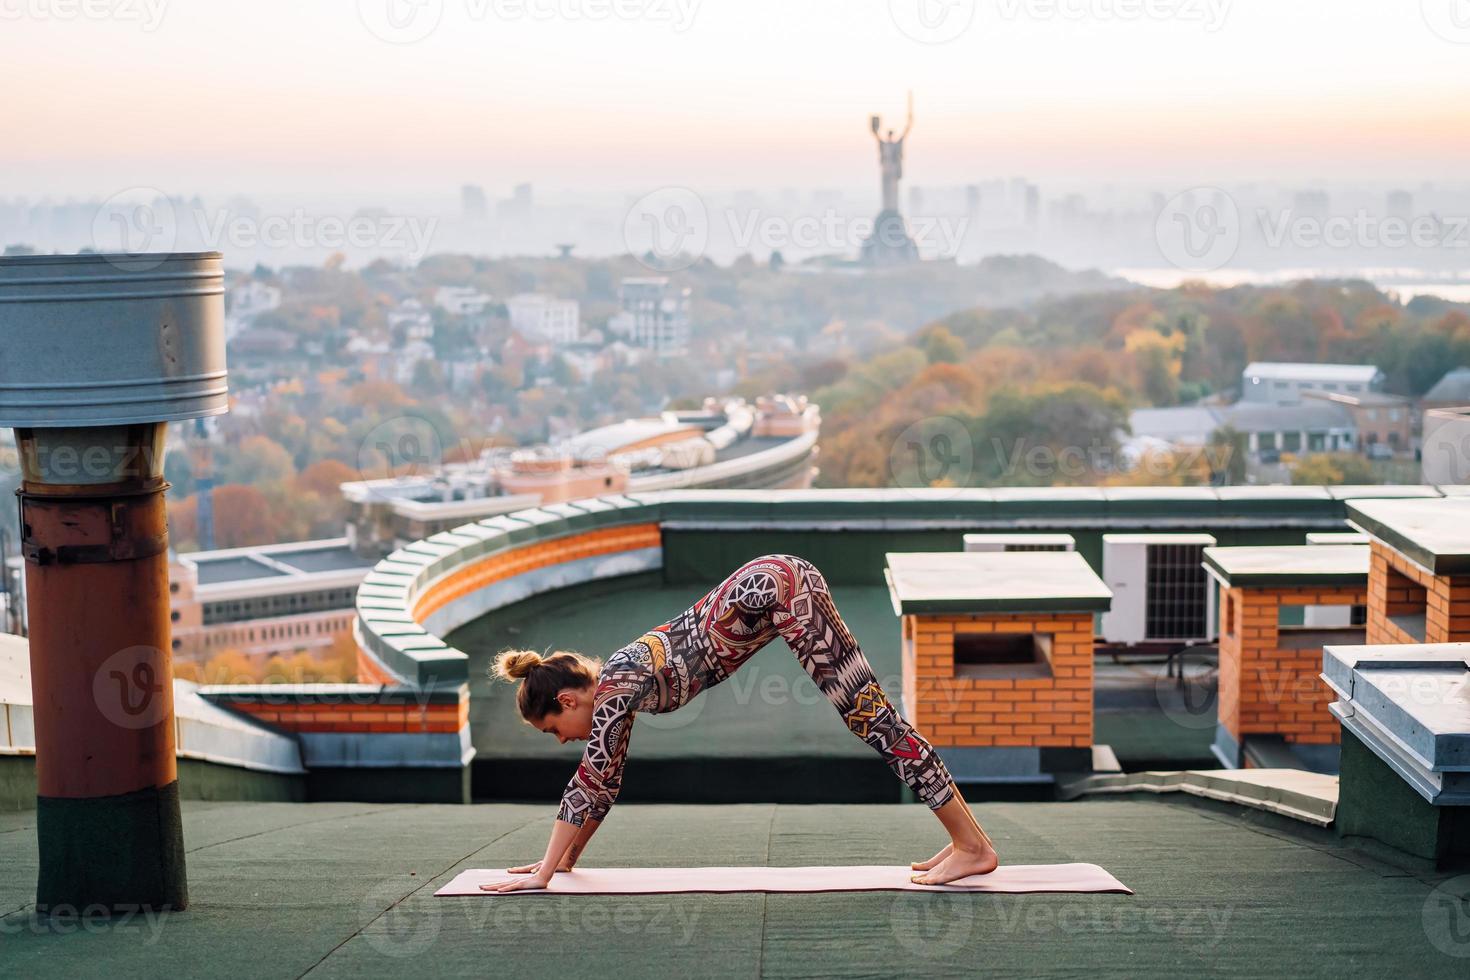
left=1336, top=728, right=1470, bottom=866
left=662, top=526, right=1316, bottom=586
left=307, top=766, right=471, bottom=804
left=0, top=757, right=306, bottom=811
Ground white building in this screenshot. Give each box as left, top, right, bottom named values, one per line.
left=1241, top=362, right=1383, bottom=405
left=388, top=299, right=434, bottom=342
left=224, top=280, right=283, bottom=340
left=506, top=293, right=581, bottom=345
left=433, top=286, right=493, bottom=317
left=608, top=277, right=691, bottom=355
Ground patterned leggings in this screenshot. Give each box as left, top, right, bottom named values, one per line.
left=693, top=553, right=957, bottom=810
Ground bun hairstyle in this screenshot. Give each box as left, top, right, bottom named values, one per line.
left=492, top=648, right=601, bottom=722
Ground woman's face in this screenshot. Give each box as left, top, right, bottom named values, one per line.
left=532, top=687, right=595, bottom=744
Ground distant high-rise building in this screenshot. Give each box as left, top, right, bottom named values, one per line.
left=507, top=293, right=581, bottom=345
left=607, top=277, right=691, bottom=355
left=497, top=183, right=533, bottom=223
left=1386, top=190, right=1414, bottom=219
left=461, top=184, right=489, bottom=222
left=1024, top=185, right=1041, bottom=229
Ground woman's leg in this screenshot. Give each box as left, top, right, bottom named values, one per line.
left=712, top=554, right=998, bottom=883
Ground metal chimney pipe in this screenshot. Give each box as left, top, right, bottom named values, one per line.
left=0, top=251, right=228, bottom=914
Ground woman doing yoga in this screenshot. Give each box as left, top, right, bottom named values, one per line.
left=482, top=553, right=1000, bottom=891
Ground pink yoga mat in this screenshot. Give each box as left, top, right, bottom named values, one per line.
left=435, top=864, right=1132, bottom=896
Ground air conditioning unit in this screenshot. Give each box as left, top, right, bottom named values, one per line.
left=1100, top=533, right=1217, bottom=646
left=962, top=533, right=1076, bottom=553
left=1303, top=532, right=1369, bottom=625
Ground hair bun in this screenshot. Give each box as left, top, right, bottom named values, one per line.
left=493, top=649, right=543, bottom=681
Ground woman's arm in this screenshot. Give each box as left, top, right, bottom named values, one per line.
left=562, top=817, right=601, bottom=868
left=485, top=819, right=581, bottom=892
left=482, top=683, right=637, bottom=892
left=506, top=817, right=600, bottom=875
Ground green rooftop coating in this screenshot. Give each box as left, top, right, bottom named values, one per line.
left=1346, top=497, right=1470, bottom=575
left=1203, top=545, right=1371, bottom=588
left=883, top=551, right=1112, bottom=615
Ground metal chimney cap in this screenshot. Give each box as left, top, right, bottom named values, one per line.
left=0, top=251, right=229, bottom=428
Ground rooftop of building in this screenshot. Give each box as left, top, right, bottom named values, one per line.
left=559, top=417, right=699, bottom=457
left=2, top=797, right=1465, bottom=978
left=180, top=538, right=378, bottom=586
left=1243, top=361, right=1383, bottom=382
left=1218, top=400, right=1354, bottom=432
left=1347, top=497, right=1470, bottom=574
left=1423, top=366, right=1470, bottom=403
left=1303, top=389, right=1413, bottom=408
left=1203, top=544, right=1370, bottom=587
left=884, top=551, right=1112, bottom=615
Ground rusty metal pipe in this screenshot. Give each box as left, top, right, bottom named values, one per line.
left=19, top=424, right=186, bottom=911
left=1, top=251, right=227, bottom=914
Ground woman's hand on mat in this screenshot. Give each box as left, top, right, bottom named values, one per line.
left=506, top=859, right=572, bottom=875
left=480, top=870, right=554, bottom=892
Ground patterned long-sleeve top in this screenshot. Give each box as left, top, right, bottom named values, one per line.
left=554, top=590, right=734, bottom=827
left=554, top=635, right=661, bottom=826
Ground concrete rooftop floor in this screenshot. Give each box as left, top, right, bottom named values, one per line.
left=2, top=798, right=1468, bottom=979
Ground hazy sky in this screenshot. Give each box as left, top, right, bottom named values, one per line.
left=4, top=0, right=1470, bottom=199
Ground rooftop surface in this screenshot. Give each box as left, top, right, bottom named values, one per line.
left=1243, top=361, right=1382, bottom=382
left=194, top=554, right=290, bottom=585
left=1203, top=544, right=1370, bottom=587
left=2, top=798, right=1467, bottom=978
left=883, top=552, right=1113, bottom=615
left=1347, top=497, right=1470, bottom=573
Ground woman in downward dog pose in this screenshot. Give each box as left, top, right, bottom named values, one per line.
left=483, top=553, right=999, bottom=891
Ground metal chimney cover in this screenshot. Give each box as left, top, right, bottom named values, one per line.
left=0, top=251, right=228, bottom=427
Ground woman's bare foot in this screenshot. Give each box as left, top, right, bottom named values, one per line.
left=910, top=843, right=952, bottom=871
left=910, top=841, right=999, bottom=886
